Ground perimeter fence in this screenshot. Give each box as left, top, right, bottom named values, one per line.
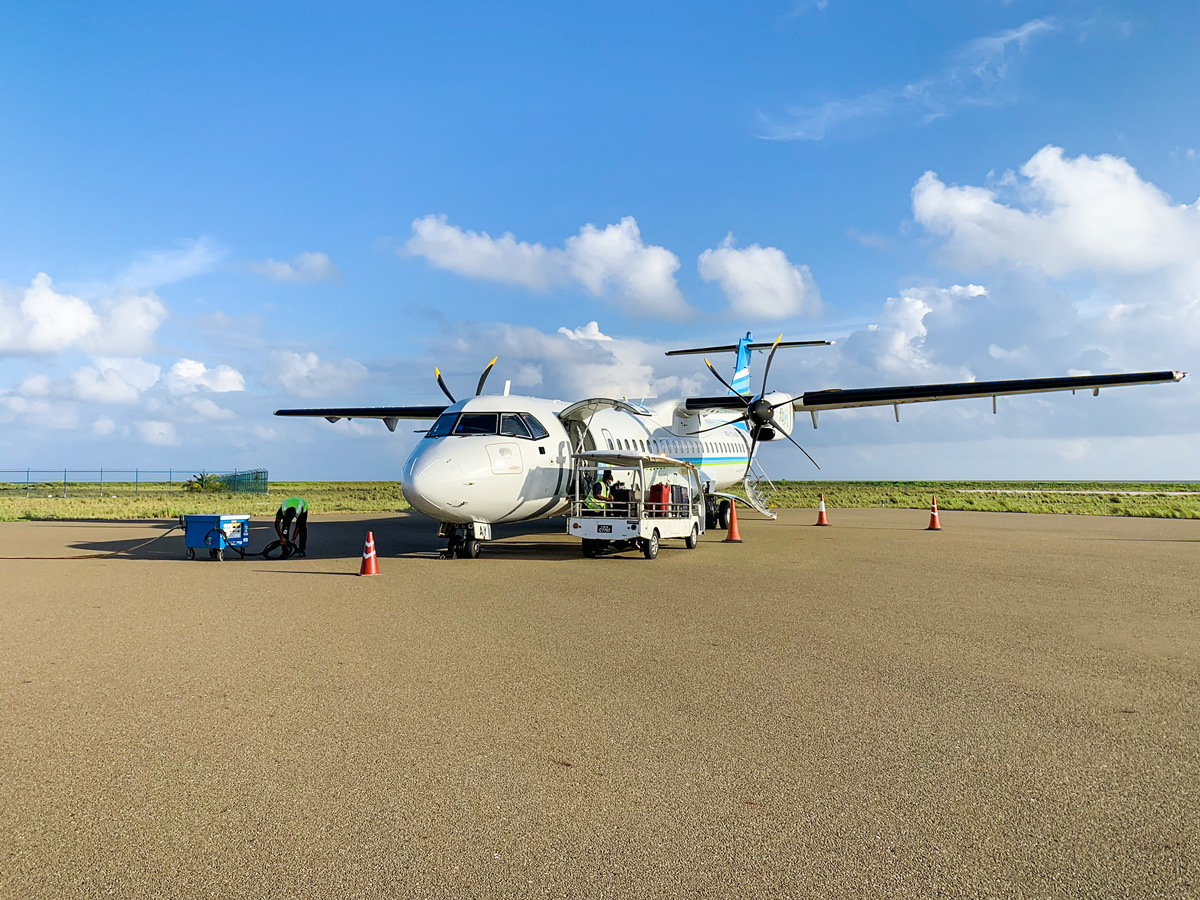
left=0, top=468, right=269, bottom=498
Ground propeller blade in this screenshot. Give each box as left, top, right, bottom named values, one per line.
left=757, top=333, right=783, bottom=398
left=703, top=358, right=750, bottom=402
left=434, top=367, right=456, bottom=404
left=475, top=356, right=498, bottom=396
left=692, top=415, right=749, bottom=435
left=770, top=414, right=821, bottom=470
left=746, top=431, right=760, bottom=470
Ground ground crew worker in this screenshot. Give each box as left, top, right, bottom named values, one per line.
left=275, top=496, right=309, bottom=556
left=582, top=470, right=613, bottom=514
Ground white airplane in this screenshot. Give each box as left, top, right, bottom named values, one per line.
left=275, top=334, right=1185, bottom=558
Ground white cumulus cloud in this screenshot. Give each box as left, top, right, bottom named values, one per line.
left=0, top=274, right=167, bottom=356
left=266, top=350, right=369, bottom=398
left=165, top=359, right=246, bottom=394
left=913, top=145, right=1200, bottom=278
left=405, top=215, right=690, bottom=319
left=698, top=234, right=822, bottom=319
left=246, top=251, right=341, bottom=283
left=138, top=420, right=179, bottom=446
left=187, top=397, right=236, bottom=420
left=72, top=366, right=143, bottom=404
left=557, top=321, right=613, bottom=342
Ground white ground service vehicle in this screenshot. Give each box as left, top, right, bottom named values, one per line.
left=567, top=451, right=705, bottom=559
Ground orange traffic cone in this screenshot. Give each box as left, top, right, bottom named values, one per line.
left=814, top=493, right=830, bottom=526
left=359, top=531, right=380, bottom=575
left=723, top=501, right=743, bottom=543
left=926, top=496, right=942, bottom=531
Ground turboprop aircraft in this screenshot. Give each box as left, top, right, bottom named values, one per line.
left=275, top=334, right=1185, bottom=558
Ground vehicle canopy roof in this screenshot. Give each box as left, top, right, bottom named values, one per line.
left=572, top=449, right=696, bottom=470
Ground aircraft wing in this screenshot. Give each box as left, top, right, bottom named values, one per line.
left=274, top=405, right=447, bottom=432
left=795, top=370, right=1185, bottom=413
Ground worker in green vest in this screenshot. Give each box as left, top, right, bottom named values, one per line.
left=582, top=470, right=613, bottom=514
left=274, top=496, right=309, bottom=557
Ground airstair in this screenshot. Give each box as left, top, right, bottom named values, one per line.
left=742, top=458, right=778, bottom=520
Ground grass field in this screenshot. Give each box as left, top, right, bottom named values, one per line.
left=0, top=480, right=1197, bottom=521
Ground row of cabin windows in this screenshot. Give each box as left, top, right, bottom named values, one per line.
left=425, top=411, right=550, bottom=440
left=605, top=437, right=745, bottom=457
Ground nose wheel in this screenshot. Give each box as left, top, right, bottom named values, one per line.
left=438, top=524, right=484, bottom=559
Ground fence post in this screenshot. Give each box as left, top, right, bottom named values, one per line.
left=25, top=468, right=29, bottom=498
left=63, top=468, right=67, bottom=498
left=135, top=468, right=139, bottom=497
left=99, top=467, right=103, bottom=498
left=169, top=469, right=173, bottom=492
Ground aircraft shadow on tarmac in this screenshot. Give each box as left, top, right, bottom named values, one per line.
left=65, top=514, right=594, bottom=563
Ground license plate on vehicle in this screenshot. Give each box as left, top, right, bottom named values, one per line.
left=598, top=524, right=612, bottom=533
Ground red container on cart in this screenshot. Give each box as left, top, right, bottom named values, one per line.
left=648, top=483, right=669, bottom=517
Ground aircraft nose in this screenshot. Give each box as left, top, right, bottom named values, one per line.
left=402, top=455, right=465, bottom=518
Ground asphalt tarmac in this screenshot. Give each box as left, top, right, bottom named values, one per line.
left=2, top=508, right=1197, bottom=899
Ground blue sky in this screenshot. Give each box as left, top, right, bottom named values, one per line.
left=1, top=1, right=1197, bottom=480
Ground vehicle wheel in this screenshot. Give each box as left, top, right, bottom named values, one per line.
left=643, top=529, right=659, bottom=560
left=186, top=548, right=195, bottom=560
left=209, top=548, right=218, bottom=559
left=463, top=539, right=481, bottom=559
left=216, top=549, right=224, bottom=562
left=718, top=499, right=731, bottom=530
left=581, top=539, right=597, bottom=558
left=685, top=525, right=698, bottom=550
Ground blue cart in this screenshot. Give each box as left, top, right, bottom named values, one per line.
left=182, top=514, right=251, bottom=561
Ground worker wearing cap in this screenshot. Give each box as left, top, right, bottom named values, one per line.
left=275, top=496, right=309, bottom=557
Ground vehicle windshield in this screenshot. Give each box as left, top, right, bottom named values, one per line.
left=453, top=413, right=499, bottom=435
left=500, top=413, right=532, bottom=439
left=521, top=414, right=549, bottom=439
left=425, top=411, right=546, bottom=438
left=425, top=412, right=457, bottom=438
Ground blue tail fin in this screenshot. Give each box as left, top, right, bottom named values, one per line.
left=730, top=332, right=752, bottom=396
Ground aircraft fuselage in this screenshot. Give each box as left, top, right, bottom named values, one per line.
left=400, top=394, right=761, bottom=525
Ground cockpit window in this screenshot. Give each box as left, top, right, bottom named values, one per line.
left=453, top=413, right=499, bottom=435
left=520, top=413, right=550, bottom=440
left=426, top=412, right=457, bottom=438
left=500, top=413, right=532, bottom=439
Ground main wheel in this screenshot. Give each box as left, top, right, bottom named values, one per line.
left=718, top=499, right=731, bottom=530
left=463, top=539, right=481, bottom=559
left=642, top=529, right=659, bottom=560
left=685, top=525, right=698, bottom=549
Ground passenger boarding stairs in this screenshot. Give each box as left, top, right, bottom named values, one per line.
left=742, top=458, right=778, bottom=520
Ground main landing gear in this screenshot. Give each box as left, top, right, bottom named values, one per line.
left=703, top=495, right=732, bottom=531
left=437, top=522, right=491, bottom=559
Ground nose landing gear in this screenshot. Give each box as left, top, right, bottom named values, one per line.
left=437, top=521, right=491, bottom=559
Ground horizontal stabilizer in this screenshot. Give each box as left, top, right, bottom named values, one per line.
left=666, top=339, right=832, bottom=357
